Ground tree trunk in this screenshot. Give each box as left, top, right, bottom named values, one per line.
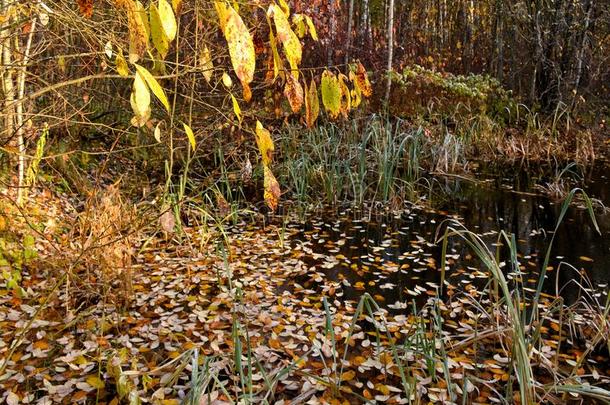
left=327, top=0, right=336, bottom=67
left=1, top=0, right=17, bottom=189
left=344, top=0, right=355, bottom=69
left=574, top=0, right=593, bottom=96
left=384, top=0, right=395, bottom=105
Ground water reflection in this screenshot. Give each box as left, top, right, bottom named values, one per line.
left=288, top=162, right=610, bottom=308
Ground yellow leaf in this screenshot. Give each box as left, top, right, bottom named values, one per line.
left=134, top=64, right=170, bottom=112
left=115, top=49, right=129, bottom=77
left=86, top=375, right=105, bottom=390
left=255, top=121, right=274, bottom=165
left=231, top=94, right=241, bottom=122
left=350, top=71, right=362, bottom=108
left=321, top=70, right=341, bottom=119
left=267, top=16, right=282, bottom=80
left=117, top=0, right=148, bottom=63
left=340, top=370, right=356, bottom=381
left=130, top=95, right=150, bottom=127
left=283, top=72, right=303, bottom=113
left=132, top=71, right=151, bottom=119
left=183, top=123, right=196, bottom=151
left=158, top=0, right=177, bottom=42
left=171, top=0, right=182, bottom=13
left=222, top=72, right=233, bottom=88
left=150, top=3, right=169, bottom=58
left=263, top=165, right=280, bottom=212
left=305, top=15, right=318, bottom=41
left=154, top=122, right=162, bottom=142
left=338, top=73, right=351, bottom=118
left=269, top=4, right=301, bottom=77
left=215, top=1, right=255, bottom=92
left=376, top=383, right=390, bottom=396
left=199, top=46, right=214, bottom=83
left=278, top=0, right=290, bottom=16
left=304, top=78, right=319, bottom=128
left=136, top=1, right=150, bottom=41
left=292, top=14, right=306, bottom=38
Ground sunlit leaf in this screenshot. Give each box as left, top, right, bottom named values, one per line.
left=255, top=120, right=274, bottom=165
left=134, top=64, right=170, bottom=112
left=267, top=16, right=283, bottom=80
left=158, top=0, right=177, bottom=42
left=277, top=0, right=290, bottom=16
left=350, top=71, right=362, bottom=108
left=292, top=14, right=306, bottom=38
left=199, top=46, right=214, bottom=83
left=304, top=78, right=319, bottom=128
left=183, top=122, right=196, bottom=151
left=222, top=72, right=233, bottom=88
left=105, top=41, right=113, bottom=58
left=116, top=50, right=129, bottom=77
left=231, top=94, right=242, bottom=122
left=269, top=4, right=301, bottom=77
left=243, top=82, right=252, bottom=102
left=263, top=164, right=280, bottom=212
left=284, top=72, right=303, bottom=113
left=338, top=73, right=351, bottom=118
left=215, top=1, right=255, bottom=93
left=150, top=3, right=169, bottom=58
left=117, top=0, right=148, bottom=63
left=305, top=15, right=318, bottom=41
left=132, top=71, right=151, bottom=119
left=154, top=122, right=162, bottom=142
left=354, top=61, right=372, bottom=98
left=136, top=1, right=150, bottom=41
left=321, top=70, right=341, bottom=119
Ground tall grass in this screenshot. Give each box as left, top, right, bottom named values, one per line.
left=278, top=116, right=426, bottom=209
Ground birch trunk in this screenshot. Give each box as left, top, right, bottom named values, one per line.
left=15, top=17, right=37, bottom=205
left=1, top=0, right=16, bottom=185
left=344, top=0, right=355, bottom=69
left=384, top=0, right=395, bottom=105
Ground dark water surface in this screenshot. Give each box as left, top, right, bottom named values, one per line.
left=285, top=162, right=610, bottom=307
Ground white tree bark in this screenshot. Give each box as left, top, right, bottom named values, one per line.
left=344, top=0, right=355, bottom=69
left=15, top=17, right=37, bottom=205
left=384, top=0, right=395, bottom=105
left=1, top=0, right=16, bottom=188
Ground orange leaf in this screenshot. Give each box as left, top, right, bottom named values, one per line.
left=354, top=61, right=372, bottom=98
left=340, top=370, right=356, bottom=381
left=283, top=72, right=303, bottom=113
left=263, top=165, right=280, bottom=212
left=77, top=0, right=94, bottom=18
left=304, top=79, right=320, bottom=128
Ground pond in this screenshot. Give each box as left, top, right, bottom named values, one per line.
left=279, top=161, right=610, bottom=309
